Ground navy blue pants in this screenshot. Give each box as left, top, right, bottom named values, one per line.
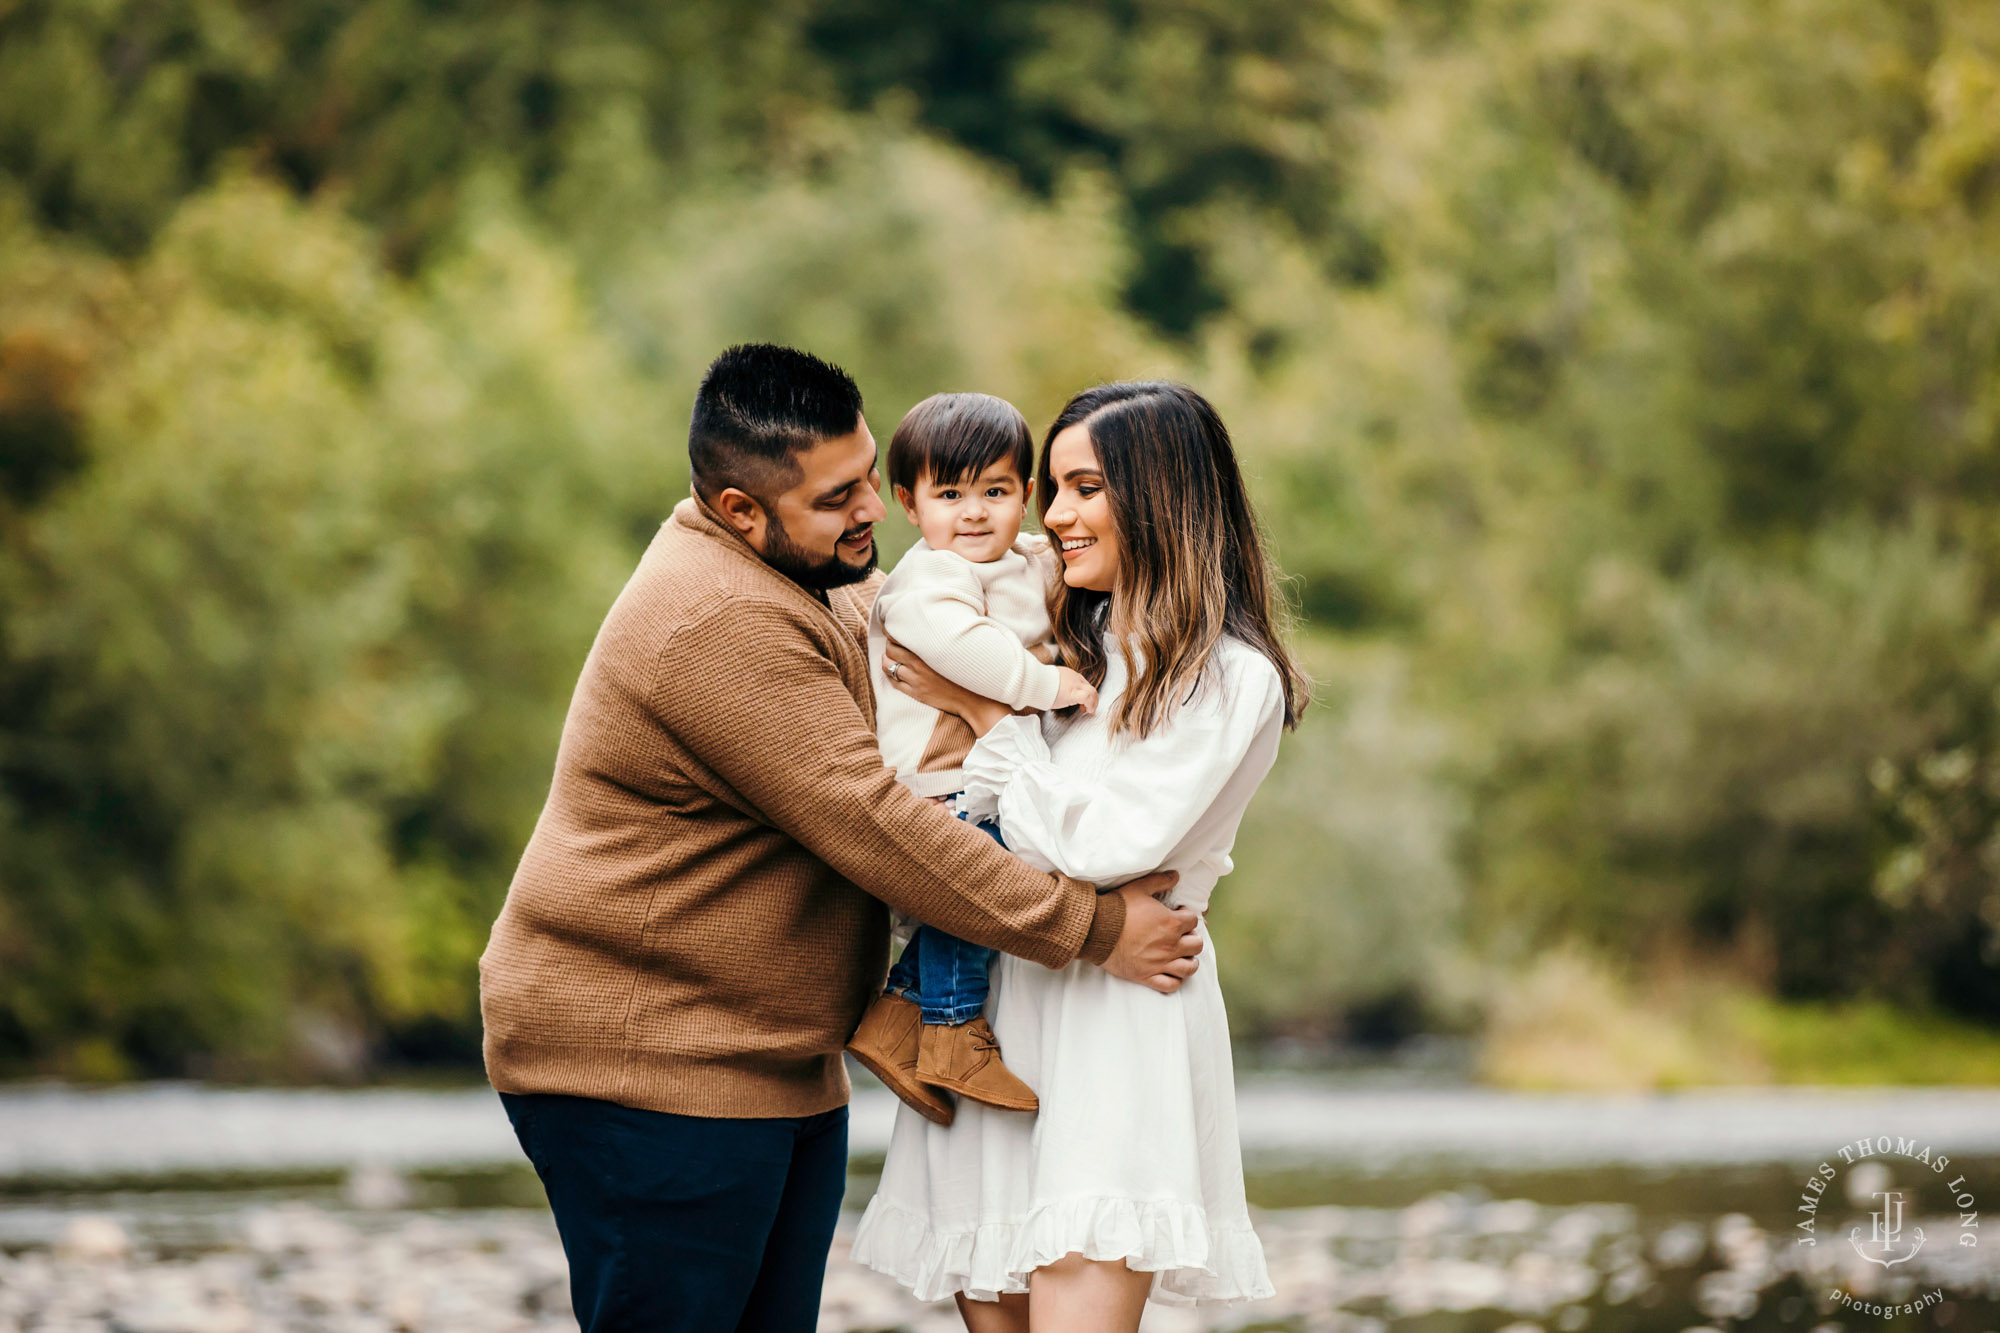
left=500, top=1092, right=847, bottom=1332
left=884, top=813, right=1003, bottom=1025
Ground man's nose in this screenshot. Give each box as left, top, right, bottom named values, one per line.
left=855, top=487, right=887, bottom=524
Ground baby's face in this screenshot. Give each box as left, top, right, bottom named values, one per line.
left=899, top=461, right=1032, bottom=563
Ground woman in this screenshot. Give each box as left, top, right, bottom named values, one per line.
left=849, top=382, right=1310, bottom=1329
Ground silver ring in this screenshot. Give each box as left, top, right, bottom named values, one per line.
left=886, top=661, right=900, bottom=680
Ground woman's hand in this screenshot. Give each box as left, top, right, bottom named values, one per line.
left=883, top=641, right=1015, bottom=737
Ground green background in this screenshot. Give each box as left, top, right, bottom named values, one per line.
left=2, top=0, right=1998, bottom=1087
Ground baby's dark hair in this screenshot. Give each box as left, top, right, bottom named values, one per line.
left=886, top=393, right=1034, bottom=496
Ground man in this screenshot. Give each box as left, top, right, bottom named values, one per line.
left=479, top=343, right=1204, bottom=1331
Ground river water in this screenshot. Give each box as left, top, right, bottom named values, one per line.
left=2, top=1074, right=1996, bottom=1331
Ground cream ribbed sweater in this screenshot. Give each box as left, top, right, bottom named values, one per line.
left=867, top=534, right=1063, bottom=798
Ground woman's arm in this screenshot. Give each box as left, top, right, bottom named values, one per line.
left=878, top=639, right=1203, bottom=988
left=890, top=641, right=1286, bottom=886
left=878, top=558, right=1065, bottom=710
left=883, top=640, right=1018, bottom=736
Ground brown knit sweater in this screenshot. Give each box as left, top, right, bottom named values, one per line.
left=478, top=496, right=1124, bottom=1118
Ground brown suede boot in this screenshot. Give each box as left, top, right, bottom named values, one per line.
left=846, top=993, right=955, bottom=1126
left=917, top=1017, right=1039, bottom=1113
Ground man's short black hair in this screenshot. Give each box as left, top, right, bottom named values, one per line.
left=886, top=392, right=1034, bottom=496
left=688, top=344, right=864, bottom=503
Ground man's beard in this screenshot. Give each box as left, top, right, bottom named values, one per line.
left=763, top=510, right=877, bottom=591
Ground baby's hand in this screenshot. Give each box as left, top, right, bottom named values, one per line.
left=1053, top=666, right=1098, bottom=715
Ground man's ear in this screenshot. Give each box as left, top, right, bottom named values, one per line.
left=712, top=487, right=767, bottom=545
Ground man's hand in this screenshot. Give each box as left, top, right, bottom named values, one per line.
left=1099, top=873, right=1201, bottom=995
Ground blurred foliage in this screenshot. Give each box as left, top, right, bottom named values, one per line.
left=1479, top=946, right=2000, bottom=1089
left=803, top=0, right=1383, bottom=336
left=1217, top=643, right=1476, bottom=1043
left=0, top=180, right=671, bottom=1075
left=0, top=0, right=805, bottom=261
left=1, top=0, right=1998, bottom=1077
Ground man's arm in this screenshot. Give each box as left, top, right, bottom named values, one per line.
left=651, top=599, right=1114, bottom=969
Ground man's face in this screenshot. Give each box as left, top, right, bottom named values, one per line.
left=751, top=420, right=887, bottom=590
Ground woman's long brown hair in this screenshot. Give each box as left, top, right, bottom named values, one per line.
left=1039, top=381, right=1309, bottom=739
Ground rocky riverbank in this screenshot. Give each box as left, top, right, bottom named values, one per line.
left=4, top=1185, right=1996, bottom=1333
left=8, top=1082, right=2000, bottom=1330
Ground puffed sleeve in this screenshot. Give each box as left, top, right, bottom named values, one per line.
left=959, top=647, right=1284, bottom=885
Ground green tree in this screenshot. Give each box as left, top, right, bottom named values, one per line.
left=0, top=180, right=667, bottom=1075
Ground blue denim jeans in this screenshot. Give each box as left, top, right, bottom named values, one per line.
left=883, top=810, right=1002, bottom=1026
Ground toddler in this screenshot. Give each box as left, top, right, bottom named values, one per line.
left=846, top=392, right=1096, bottom=1126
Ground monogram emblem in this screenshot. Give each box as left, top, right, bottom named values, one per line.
left=1849, top=1189, right=1927, bottom=1267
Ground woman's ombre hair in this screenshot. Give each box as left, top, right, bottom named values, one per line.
left=1038, top=381, right=1309, bottom=740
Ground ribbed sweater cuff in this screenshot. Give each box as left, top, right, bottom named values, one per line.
left=1022, top=660, right=1064, bottom=711
left=1078, top=880, right=1125, bottom=966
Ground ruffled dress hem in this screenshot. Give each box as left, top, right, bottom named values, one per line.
left=847, top=1191, right=1275, bottom=1308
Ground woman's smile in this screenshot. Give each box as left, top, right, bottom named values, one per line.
left=1044, top=424, right=1118, bottom=590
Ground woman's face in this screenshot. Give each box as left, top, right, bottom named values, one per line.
left=1042, top=423, right=1121, bottom=592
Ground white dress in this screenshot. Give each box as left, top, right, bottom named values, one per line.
left=849, top=634, right=1285, bottom=1308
